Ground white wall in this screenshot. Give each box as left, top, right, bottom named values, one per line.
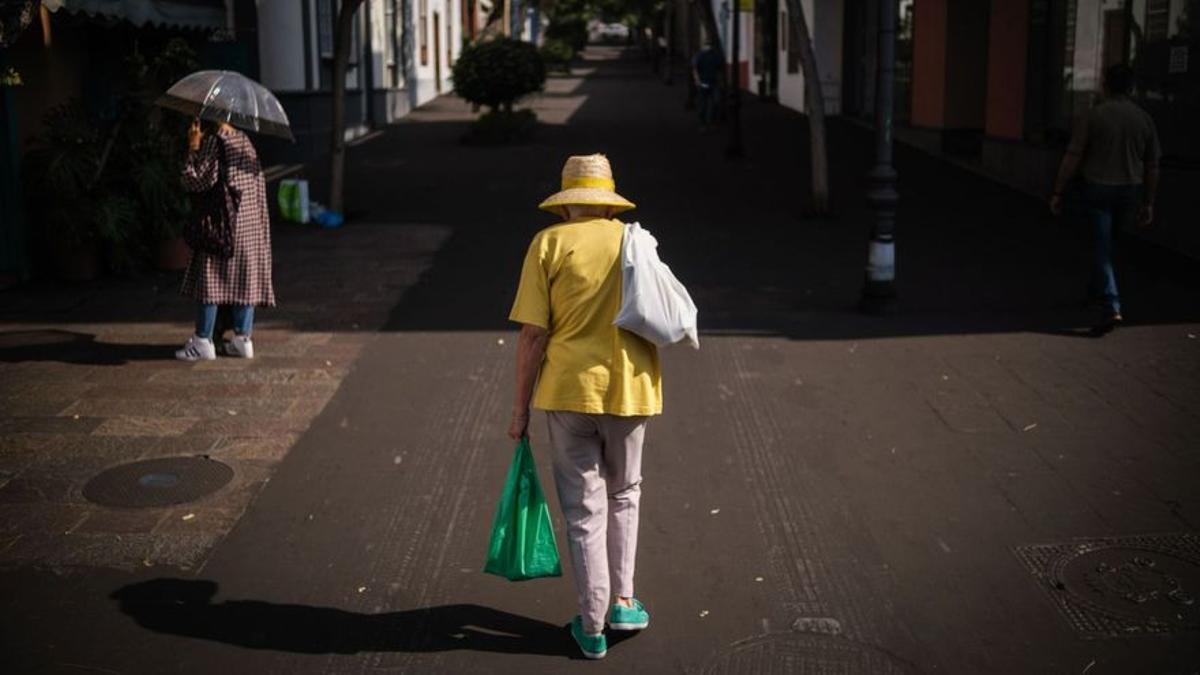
left=776, top=0, right=841, bottom=115
left=371, top=0, right=388, bottom=88
left=256, top=0, right=462, bottom=121
left=407, top=0, right=459, bottom=105
left=256, top=1, right=306, bottom=91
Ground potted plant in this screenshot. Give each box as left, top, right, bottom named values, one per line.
left=452, top=37, right=546, bottom=144
left=22, top=101, right=137, bottom=281
left=133, top=138, right=192, bottom=270
left=120, top=39, right=197, bottom=271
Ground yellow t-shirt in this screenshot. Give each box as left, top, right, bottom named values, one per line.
left=509, top=217, right=662, bottom=416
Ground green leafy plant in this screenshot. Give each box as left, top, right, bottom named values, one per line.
left=117, top=38, right=197, bottom=242
left=21, top=38, right=198, bottom=274
left=22, top=101, right=133, bottom=248
left=452, top=37, right=546, bottom=113
left=545, top=16, right=589, bottom=52
left=539, top=38, right=576, bottom=73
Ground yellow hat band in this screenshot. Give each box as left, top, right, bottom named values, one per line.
left=561, top=176, right=616, bottom=190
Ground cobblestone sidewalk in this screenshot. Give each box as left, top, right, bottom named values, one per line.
left=0, top=221, right=451, bottom=571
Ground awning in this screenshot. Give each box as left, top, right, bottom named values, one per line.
left=43, top=0, right=226, bottom=31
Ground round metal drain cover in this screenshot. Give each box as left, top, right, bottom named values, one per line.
left=703, top=633, right=912, bottom=675
left=83, top=457, right=234, bottom=507
left=1059, top=545, right=1200, bottom=631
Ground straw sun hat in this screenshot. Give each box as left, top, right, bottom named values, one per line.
left=538, top=154, right=636, bottom=217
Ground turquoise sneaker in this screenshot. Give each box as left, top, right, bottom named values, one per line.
left=608, top=598, right=650, bottom=631
left=570, top=616, right=607, bottom=659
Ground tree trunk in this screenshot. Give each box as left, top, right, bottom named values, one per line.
left=784, top=0, right=830, bottom=215
left=329, top=0, right=363, bottom=216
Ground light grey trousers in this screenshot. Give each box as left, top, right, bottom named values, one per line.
left=546, top=411, right=648, bottom=634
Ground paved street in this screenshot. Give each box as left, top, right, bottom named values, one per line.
left=2, top=46, right=1199, bottom=674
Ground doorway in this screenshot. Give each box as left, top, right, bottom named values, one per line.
left=434, top=12, right=442, bottom=93
left=754, top=0, right=778, bottom=99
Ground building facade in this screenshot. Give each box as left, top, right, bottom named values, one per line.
left=255, top=0, right=462, bottom=163
left=673, top=0, right=1197, bottom=257
left=7, top=0, right=465, bottom=165
left=0, top=0, right=475, bottom=283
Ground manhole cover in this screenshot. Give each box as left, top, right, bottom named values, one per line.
left=702, top=633, right=913, bottom=675
left=1015, top=533, right=1200, bottom=638
left=82, top=457, right=234, bottom=507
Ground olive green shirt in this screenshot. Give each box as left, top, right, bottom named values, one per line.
left=1067, top=97, right=1161, bottom=186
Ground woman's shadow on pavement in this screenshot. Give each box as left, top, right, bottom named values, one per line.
left=111, top=578, right=639, bottom=658
left=0, top=330, right=174, bottom=365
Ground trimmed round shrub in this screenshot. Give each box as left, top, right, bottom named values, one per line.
left=539, top=38, right=576, bottom=72
left=462, top=108, right=538, bottom=145
left=452, top=37, right=546, bottom=112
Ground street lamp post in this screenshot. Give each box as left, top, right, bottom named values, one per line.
left=664, top=0, right=674, bottom=85
left=861, top=0, right=897, bottom=313
left=727, top=0, right=743, bottom=157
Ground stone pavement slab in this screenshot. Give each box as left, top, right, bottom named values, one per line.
left=0, top=223, right=451, bottom=571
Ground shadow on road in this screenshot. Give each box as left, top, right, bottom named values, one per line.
left=111, top=578, right=638, bottom=658
left=0, top=330, right=173, bottom=365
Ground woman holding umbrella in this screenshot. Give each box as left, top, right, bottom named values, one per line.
left=174, top=118, right=274, bottom=361
left=160, top=71, right=292, bottom=361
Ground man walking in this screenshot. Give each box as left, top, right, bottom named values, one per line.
left=1050, top=63, right=1160, bottom=329
left=692, top=40, right=722, bottom=133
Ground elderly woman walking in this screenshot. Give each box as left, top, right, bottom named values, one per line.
left=507, top=154, right=661, bottom=659
left=175, top=120, right=275, bottom=361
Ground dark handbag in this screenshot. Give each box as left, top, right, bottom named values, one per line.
left=184, top=135, right=240, bottom=258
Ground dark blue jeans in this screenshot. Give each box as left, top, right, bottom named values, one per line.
left=697, top=83, right=720, bottom=127
left=195, top=304, right=254, bottom=340
left=1082, top=183, right=1140, bottom=314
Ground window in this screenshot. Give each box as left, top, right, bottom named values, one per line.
left=779, top=10, right=787, bottom=53
left=1145, top=0, right=1170, bottom=41
left=786, top=13, right=799, bottom=74
left=385, top=0, right=398, bottom=85
left=896, top=0, right=915, bottom=123
left=317, top=0, right=360, bottom=63
left=420, top=0, right=429, bottom=66
left=318, top=0, right=334, bottom=58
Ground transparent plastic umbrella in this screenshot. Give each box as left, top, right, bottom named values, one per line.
left=156, top=70, right=294, bottom=141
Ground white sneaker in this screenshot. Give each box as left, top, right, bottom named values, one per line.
left=223, top=335, right=254, bottom=359
left=175, top=335, right=216, bottom=362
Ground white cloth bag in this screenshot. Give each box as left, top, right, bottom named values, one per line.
left=613, top=222, right=699, bottom=349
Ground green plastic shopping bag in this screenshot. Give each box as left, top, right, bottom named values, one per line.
left=484, top=437, right=563, bottom=581
left=277, top=179, right=309, bottom=223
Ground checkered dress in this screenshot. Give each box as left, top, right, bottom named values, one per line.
left=180, top=128, right=276, bottom=307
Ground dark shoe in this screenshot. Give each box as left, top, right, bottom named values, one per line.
left=1090, top=311, right=1123, bottom=336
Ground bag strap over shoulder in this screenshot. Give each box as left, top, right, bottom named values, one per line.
left=213, top=133, right=229, bottom=186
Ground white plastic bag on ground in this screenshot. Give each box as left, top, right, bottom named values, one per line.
left=614, top=222, right=699, bottom=349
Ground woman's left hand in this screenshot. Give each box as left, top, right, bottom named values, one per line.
left=507, top=410, right=530, bottom=441
left=188, top=120, right=204, bottom=152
